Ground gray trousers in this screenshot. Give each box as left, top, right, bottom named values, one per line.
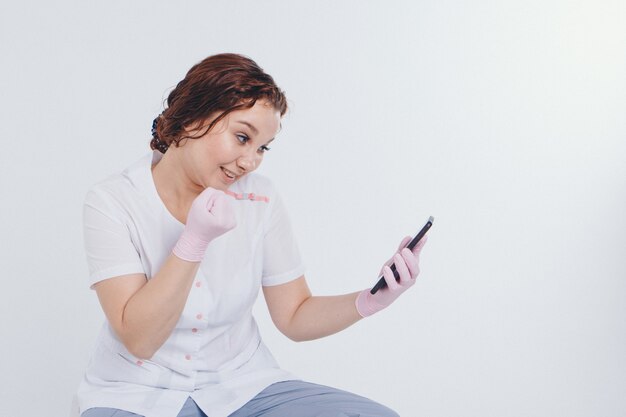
left=81, top=380, right=399, bottom=417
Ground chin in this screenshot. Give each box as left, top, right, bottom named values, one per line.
left=214, top=181, right=231, bottom=191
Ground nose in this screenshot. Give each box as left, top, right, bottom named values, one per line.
left=237, top=153, right=261, bottom=172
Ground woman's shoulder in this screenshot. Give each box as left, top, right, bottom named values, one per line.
left=85, top=173, right=129, bottom=205
left=84, top=153, right=153, bottom=212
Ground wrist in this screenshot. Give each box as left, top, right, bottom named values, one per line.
left=355, top=289, right=386, bottom=318
left=172, top=232, right=209, bottom=262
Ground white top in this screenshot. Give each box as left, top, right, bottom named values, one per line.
left=77, top=151, right=306, bottom=417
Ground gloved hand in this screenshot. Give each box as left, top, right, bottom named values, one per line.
left=173, top=187, right=237, bottom=262
left=355, top=235, right=427, bottom=317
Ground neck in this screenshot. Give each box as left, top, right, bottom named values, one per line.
left=151, top=150, right=202, bottom=223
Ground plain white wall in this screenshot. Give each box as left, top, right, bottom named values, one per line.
left=1, top=1, right=625, bottom=416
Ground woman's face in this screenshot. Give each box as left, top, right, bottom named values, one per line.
left=179, top=100, right=281, bottom=192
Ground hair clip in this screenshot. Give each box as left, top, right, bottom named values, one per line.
left=152, top=111, right=167, bottom=137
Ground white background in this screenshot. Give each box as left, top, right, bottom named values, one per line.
left=1, top=1, right=625, bottom=416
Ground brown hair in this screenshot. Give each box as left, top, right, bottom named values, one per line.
left=150, top=53, right=288, bottom=153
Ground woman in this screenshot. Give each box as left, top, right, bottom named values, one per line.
left=77, top=53, right=426, bottom=417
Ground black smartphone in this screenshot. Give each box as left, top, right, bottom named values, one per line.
left=370, top=216, right=434, bottom=294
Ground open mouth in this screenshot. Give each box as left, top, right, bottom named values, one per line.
left=221, top=167, right=237, bottom=180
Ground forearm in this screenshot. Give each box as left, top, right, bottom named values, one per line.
left=121, top=254, right=199, bottom=358
left=285, top=292, right=363, bottom=342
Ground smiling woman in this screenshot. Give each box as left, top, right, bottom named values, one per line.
left=151, top=101, right=281, bottom=223
left=76, top=53, right=423, bottom=417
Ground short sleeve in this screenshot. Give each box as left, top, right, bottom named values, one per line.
left=261, top=190, right=306, bottom=286
left=83, top=189, right=145, bottom=289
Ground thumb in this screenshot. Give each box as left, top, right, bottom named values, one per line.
left=209, top=193, right=236, bottom=226
left=203, top=191, right=221, bottom=213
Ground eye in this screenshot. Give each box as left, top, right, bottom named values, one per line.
left=237, top=133, right=271, bottom=153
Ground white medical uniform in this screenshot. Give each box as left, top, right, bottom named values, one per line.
left=77, top=151, right=306, bottom=417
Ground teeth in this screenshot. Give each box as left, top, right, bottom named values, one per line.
left=222, top=168, right=235, bottom=178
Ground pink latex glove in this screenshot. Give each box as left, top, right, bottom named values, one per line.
left=355, top=235, right=427, bottom=317
left=172, top=187, right=237, bottom=262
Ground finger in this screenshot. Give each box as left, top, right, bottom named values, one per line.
left=210, top=193, right=236, bottom=224
left=380, top=235, right=417, bottom=275
left=207, top=191, right=225, bottom=213
left=200, top=188, right=221, bottom=210
left=411, top=235, right=428, bottom=255
left=397, top=235, right=412, bottom=252
left=394, top=253, right=412, bottom=285
left=401, top=248, right=420, bottom=279
left=379, top=256, right=393, bottom=276
left=382, top=265, right=400, bottom=291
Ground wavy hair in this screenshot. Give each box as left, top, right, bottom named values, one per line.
left=151, top=53, right=288, bottom=153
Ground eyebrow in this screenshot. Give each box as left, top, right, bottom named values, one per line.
left=236, top=120, right=259, bottom=135
left=236, top=120, right=276, bottom=143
